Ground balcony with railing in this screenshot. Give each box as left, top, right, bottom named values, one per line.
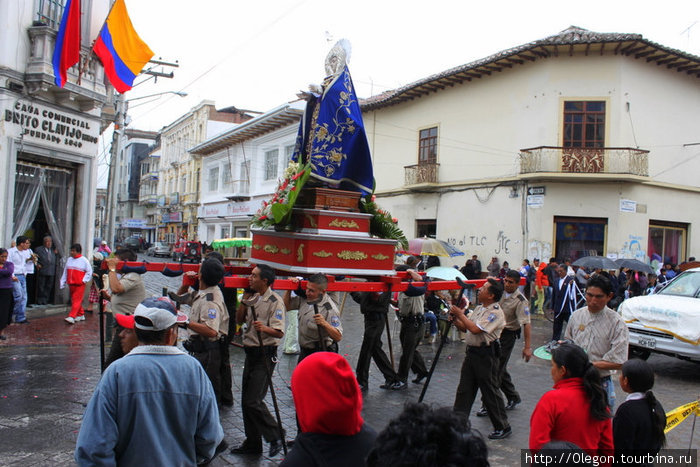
left=404, top=162, right=440, bottom=187
left=519, top=147, right=648, bottom=177
left=139, top=194, right=158, bottom=206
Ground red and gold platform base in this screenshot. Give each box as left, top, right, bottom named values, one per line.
left=250, top=228, right=396, bottom=275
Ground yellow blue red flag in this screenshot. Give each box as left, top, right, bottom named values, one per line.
left=92, top=0, right=153, bottom=93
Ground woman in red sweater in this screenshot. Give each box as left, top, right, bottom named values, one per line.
left=530, top=343, right=613, bottom=457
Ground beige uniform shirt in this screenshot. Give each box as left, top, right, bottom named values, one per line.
left=500, top=289, right=531, bottom=331
left=465, top=302, right=505, bottom=347
left=241, top=287, right=285, bottom=347
left=111, top=272, right=146, bottom=315
left=564, top=306, right=629, bottom=378
left=190, top=285, right=229, bottom=342
left=292, top=293, right=343, bottom=349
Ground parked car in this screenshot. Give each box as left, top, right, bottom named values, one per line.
left=147, top=242, right=171, bottom=258
left=619, top=267, right=700, bottom=362
left=172, top=241, right=201, bottom=263
left=123, top=236, right=142, bottom=251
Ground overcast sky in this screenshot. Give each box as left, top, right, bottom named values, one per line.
left=96, top=0, right=700, bottom=185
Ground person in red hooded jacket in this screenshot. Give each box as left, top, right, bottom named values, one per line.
left=281, top=352, right=377, bottom=467
left=534, top=259, right=549, bottom=314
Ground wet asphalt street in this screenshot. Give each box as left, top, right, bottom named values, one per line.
left=0, top=256, right=698, bottom=466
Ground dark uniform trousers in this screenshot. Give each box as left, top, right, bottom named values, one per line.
left=242, top=346, right=282, bottom=444
left=298, top=341, right=338, bottom=363
left=105, top=325, right=125, bottom=368
left=552, top=309, right=570, bottom=341
left=397, top=317, right=428, bottom=383
left=356, top=314, right=397, bottom=386
left=494, top=328, right=520, bottom=403
left=191, top=336, right=232, bottom=406
left=454, top=345, right=509, bottom=431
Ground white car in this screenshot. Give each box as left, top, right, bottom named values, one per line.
left=147, top=242, right=171, bottom=258
left=619, top=267, right=700, bottom=362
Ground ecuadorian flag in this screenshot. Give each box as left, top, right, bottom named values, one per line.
left=93, top=0, right=154, bottom=93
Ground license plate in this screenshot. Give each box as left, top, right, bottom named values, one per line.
left=638, top=337, right=656, bottom=349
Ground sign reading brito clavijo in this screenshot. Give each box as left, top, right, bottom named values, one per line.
left=4, top=100, right=99, bottom=150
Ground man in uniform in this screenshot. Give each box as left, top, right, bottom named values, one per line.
left=103, top=249, right=146, bottom=366
left=283, top=273, right=342, bottom=362
left=182, top=258, right=232, bottom=407
left=476, top=270, right=532, bottom=417
left=231, top=264, right=285, bottom=458
left=450, top=278, right=511, bottom=440
left=392, top=266, right=428, bottom=390
left=564, top=274, right=628, bottom=409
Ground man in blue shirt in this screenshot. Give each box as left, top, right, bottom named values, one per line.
left=75, top=297, right=224, bottom=466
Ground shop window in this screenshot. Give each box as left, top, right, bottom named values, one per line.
left=418, top=127, right=438, bottom=164
left=554, top=216, right=607, bottom=262
left=648, top=222, right=687, bottom=266
left=563, top=101, right=605, bottom=148
left=416, top=219, right=437, bottom=239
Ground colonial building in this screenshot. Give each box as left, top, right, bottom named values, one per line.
left=363, top=27, right=700, bottom=269
left=156, top=101, right=254, bottom=243
left=114, top=129, right=157, bottom=242
left=190, top=102, right=304, bottom=243
left=138, top=137, right=161, bottom=245
left=0, top=1, right=110, bottom=279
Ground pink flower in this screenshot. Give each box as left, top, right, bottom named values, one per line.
left=292, top=170, right=305, bottom=181
left=259, top=215, right=267, bottom=220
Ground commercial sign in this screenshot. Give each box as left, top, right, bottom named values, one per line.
left=122, top=218, right=146, bottom=228
left=199, top=200, right=259, bottom=218
left=3, top=100, right=99, bottom=151
left=162, top=212, right=183, bottom=223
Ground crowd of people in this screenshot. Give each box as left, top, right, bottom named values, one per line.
left=1, top=235, right=682, bottom=465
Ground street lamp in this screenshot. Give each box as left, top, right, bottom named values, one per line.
left=105, top=91, right=187, bottom=249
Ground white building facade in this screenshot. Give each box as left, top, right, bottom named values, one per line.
left=190, top=102, right=304, bottom=243
left=0, top=0, right=111, bottom=301
left=363, top=27, right=700, bottom=270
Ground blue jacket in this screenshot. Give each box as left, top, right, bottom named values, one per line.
left=75, top=345, right=224, bottom=466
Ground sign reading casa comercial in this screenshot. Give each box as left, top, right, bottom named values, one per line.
left=4, top=100, right=99, bottom=151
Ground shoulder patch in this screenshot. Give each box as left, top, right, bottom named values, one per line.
left=269, top=294, right=278, bottom=303
left=487, top=313, right=496, bottom=322
left=524, top=306, right=530, bottom=316
left=517, top=294, right=526, bottom=302
left=330, top=315, right=340, bottom=327
left=206, top=293, right=214, bottom=301
left=275, top=309, right=283, bottom=320
left=207, top=308, right=217, bottom=319
left=324, top=302, right=333, bottom=311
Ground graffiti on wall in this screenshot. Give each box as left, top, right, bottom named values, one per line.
left=446, top=235, right=487, bottom=247
left=618, top=235, right=647, bottom=262
left=528, top=240, right=552, bottom=262
left=495, top=231, right=511, bottom=255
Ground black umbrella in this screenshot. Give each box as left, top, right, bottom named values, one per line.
left=572, top=256, right=618, bottom=270
left=615, top=258, right=655, bottom=274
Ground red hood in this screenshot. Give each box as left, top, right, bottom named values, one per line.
left=291, top=352, right=363, bottom=435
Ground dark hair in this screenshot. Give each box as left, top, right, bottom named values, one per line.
left=200, top=258, right=225, bottom=286
left=406, top=256, right=420, bottom=267
left=366, top=403, right=489, bottom=467
left=0, top=248, right=7, bottom=256
left=621, top=359, right=666, bottom=447
left=16, top=235, right=28, bottom=245
left=505, top=269, right=521, bottom=282
left=485, top=278, right=503, bottom=302
left=115, top=248, right=137, bottom=262
left=70, top=243, right=82, bottom=253
left=551, top=343, right=610, bottom=421
left=586, top=274, right=612, bottom=295
left=308, top=273, right=328, bottom=290
left=523, top=259, right=530, bottom=265
left=256, top=264, right=275, bottom=287
left=205, top=251, right=224, bottom=264
left=135, top=324, right=177, bottom=344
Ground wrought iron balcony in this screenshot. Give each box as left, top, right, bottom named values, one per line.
left=404, top=162, right=440, bottom=186
left=519, top=147, right=648, bottom=176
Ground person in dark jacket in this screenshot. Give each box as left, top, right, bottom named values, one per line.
left=551, top=265, right=577, bottom=341
left=613, top=359, right=666, bottom=465
left=280, top=352, right=377, bottom=467
left=351, top=290, right=399, bottom=391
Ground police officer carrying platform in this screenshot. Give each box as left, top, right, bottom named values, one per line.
left=477, top=269, right=532, bottom=417
left=182, top=258, right=231, bottom=407
left=450, top=278, right=512, bottom=440
left=283, top=273, right=342, bottom=362
left=231, top=264, right=286, bottom=458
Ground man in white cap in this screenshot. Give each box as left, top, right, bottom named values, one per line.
left=75, top=297, right=225, bottom=466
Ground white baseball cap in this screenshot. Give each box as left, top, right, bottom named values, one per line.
left=133, top=297, right=178, bottom=331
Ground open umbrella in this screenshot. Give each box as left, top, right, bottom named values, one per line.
left=572, top=255, right=618, bottom=270
left=615, top=258, right=655, bottom=274
left=426, top=266, right=467, bottom=282
left=404, top=237, right=465, bottom=257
